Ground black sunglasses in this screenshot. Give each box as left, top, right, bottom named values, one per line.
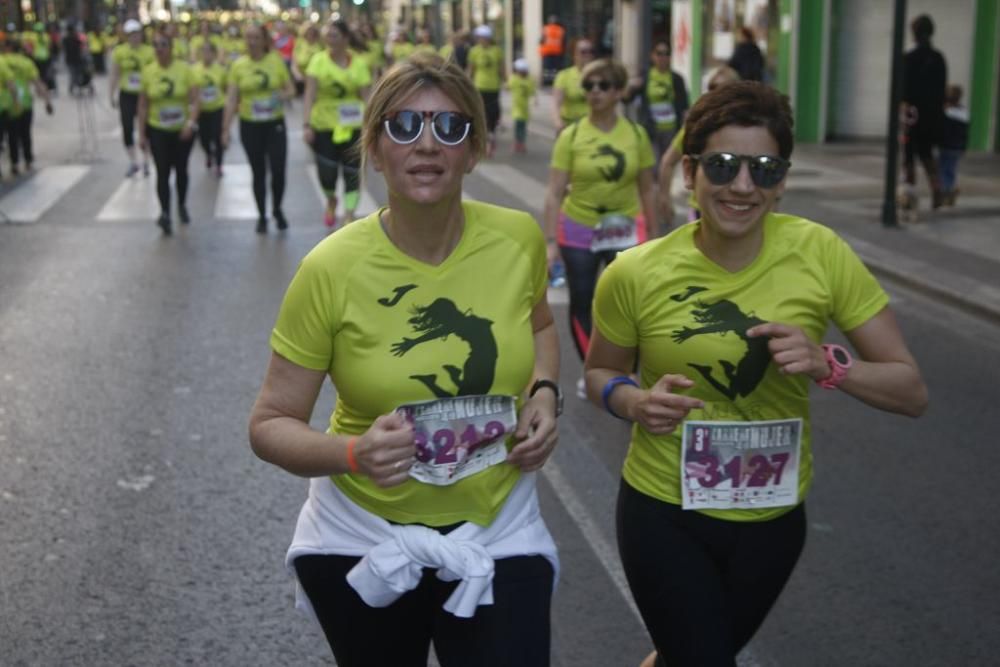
left=582, top=79, right=613, bottom=92
left=382, top=110, right=472, bottom=146
left=690, top=152, right=790, bottom=189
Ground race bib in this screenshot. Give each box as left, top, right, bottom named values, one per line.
left=158, top=105, right=185, bottom=128
left=126, top=72, right=142, bottom=90
left=338, top=102, right=363, bottom=127
left=396, top=395, right=517, bottom=486
left=650, top=101, right=676, bottom=128
left=681, top=419, right=802, bottom=510
left=200, top=85, right=219, bottom=104
left=590, top=214, right=639, bottom=253
left=250, top=95, right=278, bottom=120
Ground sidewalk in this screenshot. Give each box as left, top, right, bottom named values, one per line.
left=525, top=86, right=1000, bottom=324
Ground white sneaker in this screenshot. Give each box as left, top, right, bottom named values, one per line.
left=576, top=377, right=586, bottom=400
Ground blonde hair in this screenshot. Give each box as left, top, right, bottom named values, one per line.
left=580, top=59, right=629, bottom=90
left=362, top=52, right=487, bottom=160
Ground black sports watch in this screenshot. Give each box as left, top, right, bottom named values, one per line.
left=529, top=379, right=563, bottom=417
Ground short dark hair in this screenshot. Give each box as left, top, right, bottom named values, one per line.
left=911, top=15, right=934, bottom=43
left=683, top=80, right=794, bottom=160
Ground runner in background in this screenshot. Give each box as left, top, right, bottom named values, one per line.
left=291, top=23, right=321, bottom=96
left=3, top=39, right=53, bottom=175
left=543, top=59, right=656, bottom=397
left=137, top=31, right=200, bottom=236
left=222, top=23, right=294, bottom=234
left=467, top=25, right=504, bottom=157
left=193, top=40, right=226, bottom=176
left=248, top=52, right=560, bottom=666
left=189, top=20, right=221, bottom=64
left=109, top=19, right=154, bottom=178
left=656, top=65, right=741, bottom=226
left=439, top=30, right=469, bottom=70
left=626, top=40, right=689, bottom=171
left=551, top=38, right=594, bottom=132
left=584, top=81, right=927, bottom=667
left=0, top=56, right=17, bottom=179
left=302, top=19, right=371, bottom=230
left=358, top=23, right=385, bottom=78
left=508, top=57, right=535, bottom=154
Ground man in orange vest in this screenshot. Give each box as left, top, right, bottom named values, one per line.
left=538, top=15, right=564, bottom=86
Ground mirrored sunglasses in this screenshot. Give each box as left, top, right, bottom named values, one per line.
left=691, top=152, right=790, bottom=189
left=382, top=110, right=472, bottom=146
left=582, top=79, right=613, bottom=92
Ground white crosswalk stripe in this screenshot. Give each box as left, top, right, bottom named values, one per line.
left=0, top=166, right=90, bottom=224
left=95, top=174, right=161, bottom=221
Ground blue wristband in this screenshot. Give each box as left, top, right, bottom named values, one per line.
left=601, top=375, right=639, bottom=420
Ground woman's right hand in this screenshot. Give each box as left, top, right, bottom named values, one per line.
left=353, top=413, right=417, bottom=487
left=303, top=127, right=315, bottom=145
left=630, top=374, right=704, bottom=435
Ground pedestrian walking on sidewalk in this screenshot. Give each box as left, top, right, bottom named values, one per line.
left=248, top=52, right=561, bottom=667
left=137, top=32, right=200, bottom=236
left=938, top=83, right=969, bottom=207
left=538, top=15, right=565, bottom=86
left=543, top=58, right=656, bottom=398
left=902, top=14, right=947, bottom=209
left=508, top=57, right=535, bottom=154
left=584, top=81, right=928, bottom=667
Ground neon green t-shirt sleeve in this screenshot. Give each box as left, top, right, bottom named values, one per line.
left=592, top=253, right=640, bottom=347
left=550, top=125, right=573, bottom=172
left=671, top=127, right=685, bottom=153
left=270, top=253, right=339, bottom=371
left=825, top=233, right=890, bottom=331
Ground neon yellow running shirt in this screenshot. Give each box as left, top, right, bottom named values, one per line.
left=305, top=50, right=371, bottom=135
left=112, top=43, right=154, bottom=94
left=141, top=59, right=195, bottom=131
left=550, top=116, right=655, bottom=226
left=593, top=214, right=889, bottom=522
left=229, top=52, right=289, bottom=122
left=553, top=66, right=587, bottom=123
left=193, top=61, right=227, bottom=112
left=270, top=200, right=547, bottom=527
left=467, top=44, right=503, bottom=92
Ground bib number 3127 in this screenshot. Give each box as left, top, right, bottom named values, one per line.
left=681, top=418, right=802, bottom=510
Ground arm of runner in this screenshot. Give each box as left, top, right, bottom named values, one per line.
left=585, top=328, right=704, bottom=434
left=301, top=75, right=316, bottom=144
left=747, top=307, right=927, bottom=418
left=551, top=86, right=564, bottom=130
left=542, top=167, right=569, bottom=268
left=638, top=166, right=657, bottom=238
left=182, top=84, right=200, bottom=141
left=136, top=92, right=148, bottom=150
left=657, top=142, right=682, bottom=223
left=249, top=352, right=416, bottom=486
left=108, top=59, right=119, bottom=106
left=221, top=82, right=238, bottom=148
left=508, top=297, right=560, bottom=472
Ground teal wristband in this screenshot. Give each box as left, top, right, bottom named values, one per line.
left=601, top=375, right=638, bottom=420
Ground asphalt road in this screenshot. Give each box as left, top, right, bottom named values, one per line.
left=1, top=76, right=998, bottom=666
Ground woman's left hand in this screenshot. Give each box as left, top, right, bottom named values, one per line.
left=747, top=322, right=829, bottom=380
left=506, top=392, right=559, bottom=472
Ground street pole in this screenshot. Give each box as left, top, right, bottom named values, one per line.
left=881, top=0, right=907, bottom=228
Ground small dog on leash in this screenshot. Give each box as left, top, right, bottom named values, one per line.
left=896, top=183, right=918, bottom=223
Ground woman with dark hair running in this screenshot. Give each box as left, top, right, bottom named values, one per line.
left=109, top=19, right=153, bottom=178
left=193, top=40, right=226, bottom=176
left=302, top=19, right=371, bottom=230
left=137, top=32, right=200, bottom=236
left=222, top=23, right=294, bottom=234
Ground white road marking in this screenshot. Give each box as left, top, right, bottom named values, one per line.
left=96, top=174, right=162, bottom=221
left=0, top=166, right=90, bottom=223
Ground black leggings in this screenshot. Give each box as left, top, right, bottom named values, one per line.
left=481, top=90, right=500, bottom=134
left=7, top=110, right=33, bottom=166
left=616, top=481, right=807, bottom=667
left=198, top=108, right=224, bottom=167
left=294, top=553, right=553, bottom=667
left=559, top=244, right=618, bottom=360
left=119, top=91, right=139, bottom=148
left=146, top=126, right=194, bottom=215
left=312, top=127, right=361, bottom=195
left=239, top=118, right=287, bottom=217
